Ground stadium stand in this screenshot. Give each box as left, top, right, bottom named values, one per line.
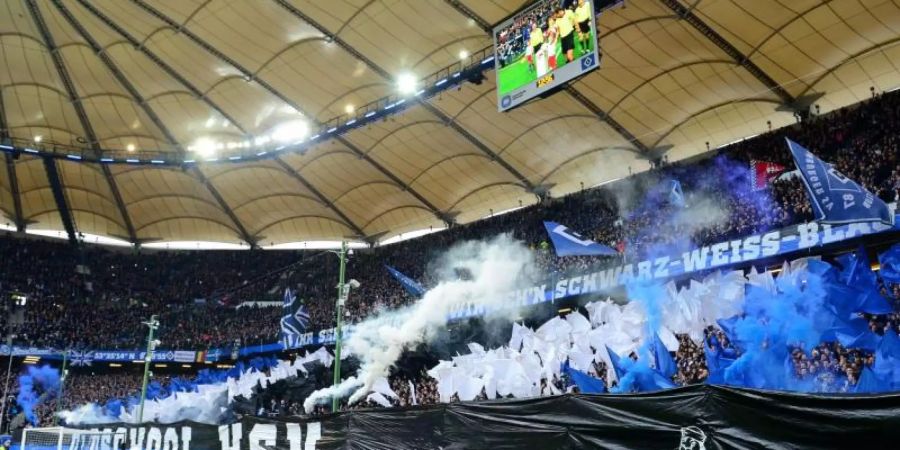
left=1, top=91, right=899, bottom=430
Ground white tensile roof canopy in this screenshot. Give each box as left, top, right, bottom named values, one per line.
left=0, top=0, right=898, bottom=246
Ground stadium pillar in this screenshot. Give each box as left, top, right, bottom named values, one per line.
left=332, top=241, right=348, bottom=413
left=54, top=350, right=68, bottom=426
left=138, top=315, right=160, bottom=423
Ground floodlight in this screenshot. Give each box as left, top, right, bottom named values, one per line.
left=397, top=72, right=417, bottom=95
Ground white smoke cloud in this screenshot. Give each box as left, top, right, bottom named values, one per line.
left=302, top=376, right=363, bottom=413
left=58, top=403, right=121, bottom=425
left=304, top=234, right=538, bottom=411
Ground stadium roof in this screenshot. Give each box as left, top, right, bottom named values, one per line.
left=0, top=0, right=898, bottom=246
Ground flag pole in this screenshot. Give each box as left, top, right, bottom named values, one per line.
left=0, top=335, right=13, bottom=433
left=138, top=315, right=159, bottom=423
left=53, top=350, right=68, bottom=425
left=332, top=241, right=348, bottom=413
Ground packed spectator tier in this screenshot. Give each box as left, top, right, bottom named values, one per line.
left=2, top=90, right=898, bottom=352
left=1, top=91, right=899, bottom=429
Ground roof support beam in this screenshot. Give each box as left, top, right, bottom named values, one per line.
left=39, top=0, right=151, bottom=244
left=41, top=156, right=77, bottom=242
left=0, top=86, right=25, bottom=232
left=133, top=0, right=448, bottom=224
left=563, top=86, right=650, bottom=153
left=658, top=0, right=796, bottom=106
left=442, top=0, right=651, bottom=155
left=190, top=167, right=258, bottom=247
left=74, top=0, right=249, bottom=135
left=130, top=0, right=306, bottom=118
left=52, top=0, right=180, bottom=148
left=53, top=0, right=258, bottom=246
left=25, top=0, right=84, bottom=242
left=4, top=153, right=25, bottom=232
left=272, top=158, right=367, bottom=239
left=273, top=0, right=538, bottom=194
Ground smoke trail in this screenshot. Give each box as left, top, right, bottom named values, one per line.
left=302, top=376, right=363, bottom=413
left=304, top=234, right=537, bottom=411
left=16, top=365, right=61, bottom=425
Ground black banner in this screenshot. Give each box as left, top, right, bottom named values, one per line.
left=65, top=385, right=900, bottom=449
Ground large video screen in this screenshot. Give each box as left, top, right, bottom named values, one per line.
left=494, top=0, right=601, bottom=112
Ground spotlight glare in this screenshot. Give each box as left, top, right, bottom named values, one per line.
left=344, top=104, right=355, bottom=114
left=126, top=143, right=136, bottom=152
left=270, top=119, right=310, bottom=143
left=33, top=135, right=43, bottom=143
left=459, top=49, right=468, bottom=60
left=191, top=137, right=217, bottom=157
left=396, top=72, right=417, bottom=95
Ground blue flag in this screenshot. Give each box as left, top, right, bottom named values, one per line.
left=280, top=288, right=310, bottom=347
left=668, top=179, right=686, bottom=208
left=652, top=333, right=676, bottom=379
left=605, top=346, right=627, bottom=380
left=878, top=243, right=900, bottom=284
left=563, top=363, right=607, bottom=393
left=855, top=367, right=887, bottom=394
left=786, top=138, right=894, bottom=226
left=704, top=345, right=735, bottom=384
left=836, top=246, right=877, bottom=287
left=543, top=221, right=618, bottom=257
left=385, top=265, right=426, bottom=297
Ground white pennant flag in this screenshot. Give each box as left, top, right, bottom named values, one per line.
left=408, top=380, right=418, bottom=405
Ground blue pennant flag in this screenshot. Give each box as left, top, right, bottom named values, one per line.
left=563, top=363, right=607, bottom=394
left=836, top=246, right=877, bottom=287
left=835, top=329, right=881, bottom=352
left=786, top=138, right=894, bottom=226
left=836, top=246, right=893, bottom=314
left=385, top=265, right=426, bottom=297
left=543, top=221, right=618, bottom=257
left=716, top=316, right=740, bottom=343
left=878, top=243, right=900, bottom=284
left=855, top=367, right=888, bottom=394
left=605, top=346, right=627, bottom=380
left=652, top=333, right=676, bottom=379
left=280, top=287, right=310, bottom=347
left=668, top=179, right=686, bottom=208
left=704, top=345, right=735, bottom=384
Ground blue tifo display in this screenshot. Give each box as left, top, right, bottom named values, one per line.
left=43, top=244, right=900, bottom=426
left=428, top=244, right=900, bottom=399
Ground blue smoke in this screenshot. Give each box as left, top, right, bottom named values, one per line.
left=16, top=365, right=61, bottom=425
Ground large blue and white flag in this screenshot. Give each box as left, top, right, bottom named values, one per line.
left=786, top=138, right=894, bottom=225
left=543, top=221, right=618, bottom=257
left=280, top=287, right=310, bottom=347
left=385, top=265, right=426, bottom=297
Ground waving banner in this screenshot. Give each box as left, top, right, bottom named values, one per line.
left=787, top=138, right=894, bottom=225
left=544, top=221, right=619, bottom=257
left=281, top=288, right=311, bottom=349
left=53, top=386, right=900, bottom=450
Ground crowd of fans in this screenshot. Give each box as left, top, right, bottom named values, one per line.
left=1, top=91, right=900, bottom=429
left=2, top=92, right=899, bottom=351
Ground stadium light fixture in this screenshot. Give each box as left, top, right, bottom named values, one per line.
left=126, top=143, right=136, bottom=152
left=271, top=119, right=309, bottom=143
left=33, top=135, right=42, bottom=143
left=191, top=137, right=217, bottom=158
left=459, top=49, right=469, bottom=60
left=344, top=104, right=355, bottom=114
left=397, top=72, right=417, bottom=95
